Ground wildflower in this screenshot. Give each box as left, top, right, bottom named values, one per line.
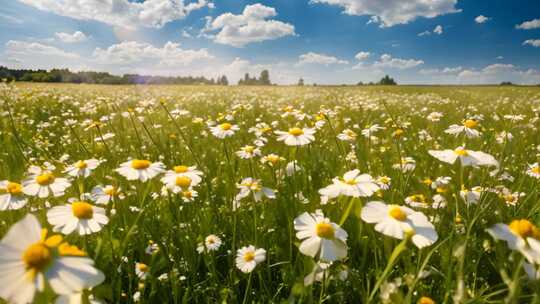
left=116, top=159, right=165, bottom=182
left=319, top=169, right=380, bottom=201
left=428, top=147, right=498, bottom=167
left=526, top=163, right=540, bottom=179
left=294, top=210, right=348, bottom=261
left=418, top=296, right=436, bottom=304
left=210, top=122, right=239, bottom=138
left=304, top=262, right=331, bottom=286
left=261, top=153, right=285, bottom=166
left=0, top=214, right=104, bottom=304
left=445, top=119, right=481, bottom=138
left=47, top=200, right=109, bottom=235
left=392, top=157, right=416, bottom=172
left=197, top=234, right=223, bottom=253
left=136, top=263, right=149, bottom=280
left=275, top=127, right=316, bottom=146
left=337, top=129, right=357, bottom=142
left=64, top=159, right=101, bottom=178
left=361, top=201, right=438, bottom=248
left=361, top=124, right=384, bottom=138
left=236, top=178, right=276, bottom=202
left=236, top=145, right=261, bottom=159
left=487, top=219, right=540, bottom=264
left=0, top=180, right=27, bottom=210
left=376, top=176, right=391, bottom=190
left=161, top=165, right=203, bottom=193
left=22, top=166, right=71, bottom=198
left=426, top=112, right=443, bottom=122
left=460, top=186, right=484, bottom=204
left=90, top=185, right=120, bottom=205
left=235, top=245, right=266, bottom=273
left=285, top=160, right=302, bottom=176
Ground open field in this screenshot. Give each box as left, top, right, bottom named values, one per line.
left=1, top=83, right=540, bottom=303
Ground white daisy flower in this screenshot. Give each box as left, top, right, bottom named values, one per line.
left=22, top=166, right=71, bottom=198
left=236, top=145, right=261, bottom=159
left=202, top=234, right=222, bottom=252
left=444, top=119, right=481, bottom=138
left=116, top=159, right=165, bottom=182
left=55, top=292, right=104, bottom=304
left=235, top=245, right=266, bottom=273
left=135, top=262, right=149, bottom=280
left=0, top=214, right=104, bottom=304
left=392, top=157, right=416, bottom=172
left=361, top=124, right=385, bottom=138
left=64, top=159, right=101, bottom=178
left=260, top=154, right=285, bottom=167
left=428, top=147, right=499, bottom=167
left=0, top=180, right=27, bottom=210
left=460, top=186, right=484, bottom=204
left=235, top=178, right=276, bottom=202
left=337, top=129, right=358, bottom=142
left=361, top=201, right=438, bottom=248
left=294, top=210, right=348, bottom=262
left=487, top=219, right=540, bottom=264
left=210, top=122, right=239, bottom=139
left=47, top=201, right=109, bottom=235
left=275, top=127, right=316, bottom=146
left=319, top=169, right=380, bottom=201
left=161, top=165, right=203, bottom=193
left=526, top=163, right=540, bottom=179
left=90, top=185, right=120, bottom=205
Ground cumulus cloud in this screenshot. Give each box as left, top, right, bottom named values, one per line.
left=17, top=0, right=210, bottom=29
left=55, top=31, right=87, bottom=43
left=372, top=54, right=423, bottom=69
left=5, top=40, right=79, bottom=58
left=433, top=25, right=443, bottom=35
left=92, top=41, right=213, bottom=67
left=310, top=0, right=459, bottom=27
left=355, top=51, right=370, bottom=60
left=523, top=39, right=540, bottom=48
left=418, top=30, right=431, bottom=37
left=516, top=19, right=540, bottom=30
left=296, top=52, right=348, bottom=66
left=475, top=15, right=490, bottom=24
left=419, top=66, right=462, bottom=75
left=203, top=3, right=295, bottom=47
left=456, top=63, right=540, bottom=84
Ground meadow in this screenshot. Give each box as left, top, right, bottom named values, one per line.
left=1, top=83, right=540, bottom=303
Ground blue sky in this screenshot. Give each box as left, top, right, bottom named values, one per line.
left=1, top=0, right=539, bottom=84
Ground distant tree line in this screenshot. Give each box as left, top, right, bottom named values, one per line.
left=357, top=75, right=397, bottom=86
left=238, top=70, right=272, bottom=85
left=0, top=66, right=230, bottom=85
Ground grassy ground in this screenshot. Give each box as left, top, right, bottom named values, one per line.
left=1, top=83, right=540, bottom=303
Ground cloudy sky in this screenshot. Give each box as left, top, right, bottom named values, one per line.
left=1, top=0, right=539, bottom=84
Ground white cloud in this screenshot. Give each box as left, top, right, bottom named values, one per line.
left=456, top=63, right=540, bottom=84
left=92, top=41, right=213, bottom=67
left=204, top=3, right=295, bottom=47
left=433, top=25, right=443, bottom=35
left=55, top=31, right=87, bottom=43
left=296, top=52, right=348, bottom=66
left=354, top=51, right=370, bottom=60
left=17, top=0, right=210, bottom=29
left=419, top=66, right=462, bottom=75
left=418, top=30, right=431, bottom=37
left=5, top=40, right=79, bottom=59
left=372, top=54, right=423, bottom=69
left=523, top=39, right=540, bottom=48
left=0, top=12, right=24, bottom=24
left=475, top=15, right=489, bottom=24
left=310, top=0, right=459, bottom=27
left=516, top=19, right=540, bottom=30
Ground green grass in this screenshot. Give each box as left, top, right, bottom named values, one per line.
left=1, top=83, right=540, bottom=303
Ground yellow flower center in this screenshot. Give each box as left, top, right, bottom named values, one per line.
left=463, top=119, right=478, bottom=129
left=532, top=166, right=540, bottom=174
left=22, top=243, right=52, bottom=271
left=71, top=201, right=94, bottom=219
left=409, top=194, right=426, bottom=203
left=388, top=205, right=407, bottom=221
left=174, top=165, right=189, bottom=173
left=58, top=243, right=86, bottom=256
left=182, top=190, right=193, bottom=198
left=104, top=186, right=117, bottom=196
left=36, top=173, right=55, bottom=186
left=509, top=219, right=540, bottom=238
left=132, top=159, right=151, bottom=170
left=220, top=123, right=232, bottom=130
left=243, top=251, right=255, bottom=262
left=75, top=160, right=87, bottom=169
left=6, top=182, right=23, bottom=195
left=266, top=155, right=280, bottom=164
left=316, top=222, right=335, bottom=239
left=454, top=148, right=468, bottom=156
left=418, top=296, right=435, bottom=304
left=288, top=127, right=304, bottom=136
left=175, top=176, right=192, bottom=188
left=138, top=263, right=149, bottom=272
left=243, top=146, right=255, bottom=153
left=344, top=179, right=357, bottom=185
